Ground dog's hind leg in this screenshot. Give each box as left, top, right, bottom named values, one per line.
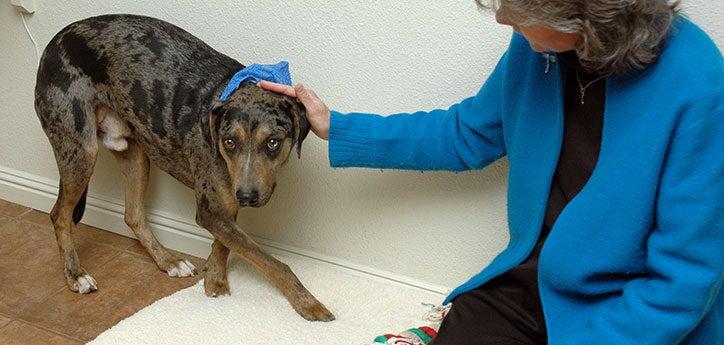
left=44, top=113, right=99, bottom=294
left=111, top=140, right=197, bottom=277
left=52, top=166, right=98, bottom=294
left=204, top=239, right=230, bottom=297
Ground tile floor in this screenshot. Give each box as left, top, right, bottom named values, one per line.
left=0, top=199, right=204, bottom=344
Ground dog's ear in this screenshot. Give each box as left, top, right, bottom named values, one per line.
left=291, top=100, right=311, bottom=158
left=208, top=103, right=224, bottom=152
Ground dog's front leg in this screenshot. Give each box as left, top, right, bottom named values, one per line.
left=197, top=210, right=335, bottom=322
left=204, top=239, right=230, bottom=297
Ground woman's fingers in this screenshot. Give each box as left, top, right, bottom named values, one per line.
left=294, top=84, right=315, bottom=103
left=291, top=84, right=331, bottom=140
left=258, top=80, right=297, bottom=97
left=294, top=84, right=322, bottom=112
left=294, top=84, right=322, bottom=111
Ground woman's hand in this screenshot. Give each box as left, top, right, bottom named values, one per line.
left=258, top=81, right=331, bottom=140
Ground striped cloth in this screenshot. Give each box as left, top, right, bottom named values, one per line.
left=369, top=304, right=450, bottom=345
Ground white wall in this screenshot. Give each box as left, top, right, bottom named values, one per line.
left=1, top=1, right=722, bottom=292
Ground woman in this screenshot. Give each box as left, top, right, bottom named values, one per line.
left=261, top=1, right=723, bottom=344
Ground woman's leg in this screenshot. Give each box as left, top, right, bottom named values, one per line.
left=430, top=280, right=546, bottom=345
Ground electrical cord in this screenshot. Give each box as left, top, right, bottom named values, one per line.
left=20, top=12, right=40, bottom=67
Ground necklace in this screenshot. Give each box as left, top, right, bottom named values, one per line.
left=575, top=71, right=607, bottom=105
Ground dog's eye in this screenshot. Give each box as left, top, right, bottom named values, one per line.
left=266, top=139, right=280, bottom=151
left=223, top=138, right=236, bottom=150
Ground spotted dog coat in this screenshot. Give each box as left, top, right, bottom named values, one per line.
left=34, top=14, right=332, bottom=321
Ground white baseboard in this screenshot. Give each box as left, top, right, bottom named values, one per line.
left=0, top=165, right=449, bottom=296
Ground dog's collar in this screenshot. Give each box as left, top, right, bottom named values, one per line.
left=219, top=61, right=293, bottom=101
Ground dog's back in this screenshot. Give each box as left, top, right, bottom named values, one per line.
left=36, top=14, right=240, bottom=104
left=35, top=14, right=242, bottom=186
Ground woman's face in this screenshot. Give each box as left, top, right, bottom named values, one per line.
left=496, top=11, right=581, bottom=52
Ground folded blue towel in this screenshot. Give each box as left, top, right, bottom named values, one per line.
left=219, top=61, right=292, bottom=101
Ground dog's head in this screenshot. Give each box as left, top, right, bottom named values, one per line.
left=208, top=83, right=310, bottom=207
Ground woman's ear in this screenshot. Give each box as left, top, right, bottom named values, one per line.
left=292, top=100, right=311, bottom=158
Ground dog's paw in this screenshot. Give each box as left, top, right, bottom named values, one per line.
left=293, top=299, right=336, bottom=322
left=70, top=274, right=97, bottom=294
left=166, top=259, right=197, bottom=277
left=204, top=278, right=230, bottom=297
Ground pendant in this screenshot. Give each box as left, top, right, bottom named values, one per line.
left=542, top=53, right=556, bottom=74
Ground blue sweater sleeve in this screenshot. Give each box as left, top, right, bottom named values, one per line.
left=328, top=52, right=508, bottom=172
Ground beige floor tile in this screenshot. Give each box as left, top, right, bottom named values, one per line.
left=18, top=252, right=201, bottom=341
left=18, top=209, right=139, bottom=250
left=0, top=218, right=53, bottom=257
left=0, top=222, right=122, bottom=317
left=75, top=223, right=138, bottom=250
left=16, top=209, right=53, bottom=228
left=125, top=240, right=207, bottom=269
left=0, top=321, right=81, bottom=345
left=0, top=314, right=11, bottom=329
left=0, top=200, right=29, bottom=218
left=0, top=215, right=13, bottom=226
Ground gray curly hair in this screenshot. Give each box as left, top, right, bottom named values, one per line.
left=478, top=0, right=680, bottom=74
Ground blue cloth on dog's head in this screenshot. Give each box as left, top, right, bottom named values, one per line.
left=219, top=61, right=292, bottom=101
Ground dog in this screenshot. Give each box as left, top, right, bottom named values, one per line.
left=34, top=14, right=334, bottom=321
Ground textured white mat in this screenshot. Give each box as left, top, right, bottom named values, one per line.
left=89, top=252, right=444, bottom=345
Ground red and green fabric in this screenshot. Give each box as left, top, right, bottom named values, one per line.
left=372, top=326, right=438, bottom=344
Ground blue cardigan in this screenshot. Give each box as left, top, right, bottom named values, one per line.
left=328, top=18, right=723, bottom=344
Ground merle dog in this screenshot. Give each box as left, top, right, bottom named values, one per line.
left=34, top=14, right=333, bottom=321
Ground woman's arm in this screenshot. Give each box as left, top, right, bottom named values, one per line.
left=327, top=53, right=509, bottom=172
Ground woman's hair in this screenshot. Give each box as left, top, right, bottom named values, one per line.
left=477, top=0, right=680, bottom=74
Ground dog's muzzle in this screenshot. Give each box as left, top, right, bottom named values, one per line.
left=236, top=189, right=260, bottom=207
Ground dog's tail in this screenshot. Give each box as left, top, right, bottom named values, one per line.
left=72, top=187, right=88, bottom=225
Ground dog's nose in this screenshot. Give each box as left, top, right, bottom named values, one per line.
left=236, top=189, right=259, bottom=205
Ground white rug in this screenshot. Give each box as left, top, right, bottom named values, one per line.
left=89, top=252, right=445, bottom=345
